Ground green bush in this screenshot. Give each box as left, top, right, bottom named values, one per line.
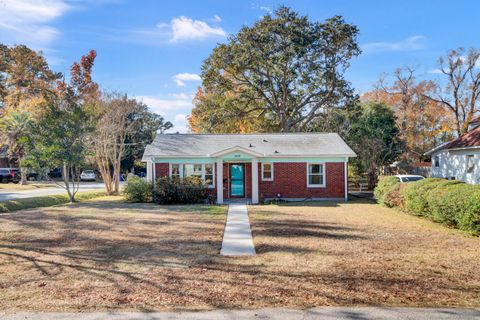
left=375, top=177, right=480, bottom=235
left=403, top=178, right=461, bottom=216
left=425, top=183, right=480, bottom=231
left=155, top=176, right=208, bottom=204
left=374, top=176, right=399, bottom=205
left=123, top=176, right=153, bottom=202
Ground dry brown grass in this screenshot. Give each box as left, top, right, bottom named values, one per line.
left=0, top=198, right=479, bottom=312
left=248, top=201, right=480, bottom=308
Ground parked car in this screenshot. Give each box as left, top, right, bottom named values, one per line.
left=27, top=169, right=39, bottom=181
left=48, top=168, right=62, bottom=179
left=0, top=168, right=20, bottom=183
left=394, top=174, right=425, bottom=183
left=80, top=170, right=96, bottom=181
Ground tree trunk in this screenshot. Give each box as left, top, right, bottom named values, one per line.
left=63, top=162, right=74, bottom=203
left=97, top=158, right=113, bottom=195
left=367, top=169, right=378, bottom=190
left=20, top=166, right=27, bottom=185
left=113, top=162, right=121, bottom=195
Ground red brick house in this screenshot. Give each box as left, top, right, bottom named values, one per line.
left=142, top=133, right=356, bottom=204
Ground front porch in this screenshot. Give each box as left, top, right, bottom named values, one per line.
left=212, top=146, right=262, bottom=205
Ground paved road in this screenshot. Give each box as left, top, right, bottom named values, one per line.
left=0, top=183, right=106, bottom=201
left=1, top=307, right=479, bottom=319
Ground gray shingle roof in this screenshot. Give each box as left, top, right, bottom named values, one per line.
left=142, top=133, right=356, bottom=160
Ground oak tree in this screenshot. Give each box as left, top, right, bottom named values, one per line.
left=193, top=7, right=360, bottom=133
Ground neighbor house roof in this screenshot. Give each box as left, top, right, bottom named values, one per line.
left=142, top=133, right=356, bottom=160
left=444, top=125, right=480, bottom=150
left=425, top=125, right=480, bottom=156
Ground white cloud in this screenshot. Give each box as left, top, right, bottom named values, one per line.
left=123, top=15, right=226, bottom=45
left=213, top=15, right=222, bottom=22
left=0, top=0, right=70, bottom=49
left=135, top=95, right=192, bottom=114
left=259, top=6, right=272, bottom=14
left=135, top=94, right=194, bottom=133
left=362, top=35, right=427, bottom=54
left=171, top=114, right=189, bottom=133
left=428, top=69, right=443, bottom=74
left=172, top=73, right=201, bottom=86
left=169, top=16, right=226, bottom=42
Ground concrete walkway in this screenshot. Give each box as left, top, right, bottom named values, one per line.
left=2, top=308, right=479, bottom=319
left=220, top=203, right=255, bottom=256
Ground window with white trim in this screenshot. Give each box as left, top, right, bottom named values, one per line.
left=171, top=164, right=180, bottom=178
left=307, top=163, right=325, bottom=187
left=169, top=163, right=215, bottom=188
left=467, top=155, right=475, bottom=173
left=262, top=163, right=273, bottom=181
left=205, top=164, right=214, bottom=186
left=183, top=164, right=202, bottom=178
left=434, top=156, right=440, bottom=168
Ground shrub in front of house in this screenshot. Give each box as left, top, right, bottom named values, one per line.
left=382, top=182, right=406, bottom=208
left=155, top=176, right=207, bottom=204
left=425, top=183, right=480, bottom=232
left=373, top=176, right=399, bottom=205
left=403, top=178, right=462, bottom=216
left=123, top=176, right=153, bottom=202
left=374, top=176, right=480, bottom=235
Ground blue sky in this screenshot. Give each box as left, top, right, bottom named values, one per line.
left=1, top=0, right=480, bottom=132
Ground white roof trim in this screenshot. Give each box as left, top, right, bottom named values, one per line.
left=209, top=146, right=264, bottom=158
left=424, top=141, right=450, bottom=156
left=447, top=146, right=480, bottom=152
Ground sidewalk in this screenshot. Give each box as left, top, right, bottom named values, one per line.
left=220, top=203, right=256, bottom=256
left=2, top=307, right=479, bottom=319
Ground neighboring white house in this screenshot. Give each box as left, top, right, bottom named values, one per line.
left=425, top=117, right=480, bottom=184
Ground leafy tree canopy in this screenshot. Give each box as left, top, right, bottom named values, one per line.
left=190, top=6, right=360, bottom=133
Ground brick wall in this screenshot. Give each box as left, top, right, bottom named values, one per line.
left=258, top=162, right=345, bottom=200
left=155, top=163, right=169, bottom=178
left=154, top=161, right=345, bottom=200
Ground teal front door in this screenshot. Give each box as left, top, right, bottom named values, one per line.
left=230, top=164, right=245, bottom=197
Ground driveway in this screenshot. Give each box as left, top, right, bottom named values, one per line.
left=0, top=182, right=106, bottom=201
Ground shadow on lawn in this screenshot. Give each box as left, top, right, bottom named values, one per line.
left=0, top=200, right=476, bottom=310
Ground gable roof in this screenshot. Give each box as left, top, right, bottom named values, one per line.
left=444, top=125, right=480, bottom=150
left=425, top=126, right=480, bottom=155
left=142, top=133, right=356, bottom=160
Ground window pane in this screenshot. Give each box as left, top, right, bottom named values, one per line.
left=183, top=164, right=193, bottom=177
left=309, top=174, right=323, bottom=185
left=205, top=164, right=213, bottom=174
left=263, top=171, right=272, bottom=179
left=194, top=164, right=202, bottom=174
left=263, top=163, right=271, bottom=171
left=467, top=155, right=475, bottom=173
left=309, top=164, right=321, bottom=174
left=205, top=174, right=214, bottom=186
left=171, top=164, right=180, bottom=175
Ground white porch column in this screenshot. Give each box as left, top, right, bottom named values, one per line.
left=146, top=160, right=152, bottom=181
left=216, top=159, right=224, bottom=204
left=251, top=158, right=259, bottom=204
left=344, top=158, right=348, bottom=202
